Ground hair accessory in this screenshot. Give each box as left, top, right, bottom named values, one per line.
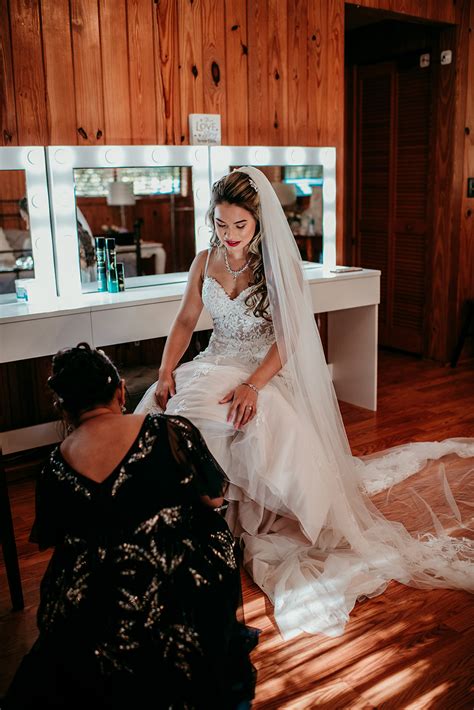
left=107, top=375, right=112, bottom=384
left=248, top=178, right=258, bottom=193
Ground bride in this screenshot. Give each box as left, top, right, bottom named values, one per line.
left=136, top=166, right=474, bottom=640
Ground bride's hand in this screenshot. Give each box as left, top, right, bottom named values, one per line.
left=154, top=371, right=176, bottom=410
left=219, top=384, right=258, bottom=429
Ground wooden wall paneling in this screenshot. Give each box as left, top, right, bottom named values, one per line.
left=201, top=0, right=227, bottom=142
left=457, top=0, right=474, bottom=353
left=70, top=0, right=105, bottom=144
left=178, top=0, right=204, bottom=144
left=99, top=0, right=132, bottom=144
left=151, top=0, right=168, bottom=145
left=154, top=0, right=182, bottom=145
left=201, top=0, right=227, bottom=143
left=0, top=0, right=18, bottom=145
left=267, top=0, right=288, bottom=145
left=40, top=0, right=77, bottom=145
left=8, top=0, right=47, bottom=145
left=328, top=0, right=345, bottom=263
left=127, top=0, right=158, bottom=145
left=425, top=0, right=456, bottom=24
left=287, top=0, right=308, bottom=145
left=0, top=169, right=25, bottom=230
left=224, top=0, right=249, bottom=145
left=451, top=0, right=473, bottom=357
left=247, top=0, right=270, bottom=144
left=307, top=1, right=328, bottom=146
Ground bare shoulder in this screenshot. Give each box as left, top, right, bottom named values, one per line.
left=187, top=248, right=212, bottom=284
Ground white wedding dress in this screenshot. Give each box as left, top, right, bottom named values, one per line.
left=136, top=257, right=474, bottom=639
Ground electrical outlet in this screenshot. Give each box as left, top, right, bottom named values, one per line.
left=468, top=178, right=474, bottom=199
left=189, top=114, right=221, bottom=145
left=440, top=50, right=452, bottom=65
left=420, top=53, right=430, bottom=68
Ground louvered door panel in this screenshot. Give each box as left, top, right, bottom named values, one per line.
left=355, top=62, right=431, bottom=354
left=357, top=67, right=393, bottom=339
left=391, top=66, right=431, bottom=352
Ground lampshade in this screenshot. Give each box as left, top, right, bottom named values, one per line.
left=107, top=181, right=136, bottom=206
left=271, top=181, right=297, bottom=207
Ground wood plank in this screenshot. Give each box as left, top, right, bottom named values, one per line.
left=287, top=0, right=308, bottom=146
left=70, top=0, right=105, bottom=144
left=40, top=0, right=77, bottom=145
left=201, top=0, right=227, bottom=141
left=456, top=0, right=474, bottom=361
left=247, top=0, right=269, bottom=144
left=329, top=0, right=345, bottom=264
left=8, top=0, right=47, bottom=144
left=99, top=0, right=132, bottom=144
left=0, top=0, right=18, bottom=145
left=178, top=0, right=204, bottom=144
left=154, top=0, right=182, bottom=145
left=127, top=0, right=158, bottom=145
left=307, top=0, right=328, bottom=146
left=224, top=0, right=249, bottom=145
left=267, top=0, right=288, bottom=145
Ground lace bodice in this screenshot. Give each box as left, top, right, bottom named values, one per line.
left=196, top=276, right=275, bottom=365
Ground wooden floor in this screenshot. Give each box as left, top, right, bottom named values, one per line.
left=1, top=350, right=474, bottom=708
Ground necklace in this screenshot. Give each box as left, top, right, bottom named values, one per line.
left=223, top=249, right=249, bottom=280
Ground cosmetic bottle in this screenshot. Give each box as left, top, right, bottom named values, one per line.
left=117, top=262, right=126, bottom=292
left=105, top=237, right=119, bottom=293
left=95, top=237, right=107, bottom=292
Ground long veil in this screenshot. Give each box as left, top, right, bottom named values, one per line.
left=237, top=166, right=474, bottom=639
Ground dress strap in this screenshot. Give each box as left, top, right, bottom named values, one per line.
left=203, top=247, right=213, bottom=278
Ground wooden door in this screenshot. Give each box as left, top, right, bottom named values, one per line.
left=354, top=61, right=432, bottom=353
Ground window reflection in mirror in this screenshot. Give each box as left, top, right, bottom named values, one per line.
left=73, top=166, right=196, bottom=293
left=230, top=164, right=324, bottom=264
left=0, top=170, right=34, bottom=295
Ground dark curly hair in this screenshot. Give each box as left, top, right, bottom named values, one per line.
left=207, top=171, right=270, bottom=321
left=48, top=342, right=121, bottom=423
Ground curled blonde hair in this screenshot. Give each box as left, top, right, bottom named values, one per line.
left=207, top=171, right=270, bottom=320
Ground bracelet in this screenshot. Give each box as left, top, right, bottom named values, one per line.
left=242, top=382, right=259, bottom=395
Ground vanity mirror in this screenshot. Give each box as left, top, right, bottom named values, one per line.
left=47, top=146, right=211, bottom=298
left=0, top=147, right=56, bottom=304
left=209, top=146, right=336, bottom=267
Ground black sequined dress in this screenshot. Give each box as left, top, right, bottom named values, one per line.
left=4, top=413, right=258, bottom=710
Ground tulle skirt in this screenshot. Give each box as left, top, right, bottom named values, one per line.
left=136, top=355, right=474, bottom=639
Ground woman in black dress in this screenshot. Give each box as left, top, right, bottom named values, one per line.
left=4, top=343, right=257, bottom=710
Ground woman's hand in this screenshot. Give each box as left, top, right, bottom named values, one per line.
left=154, top=371, right=176, bottom=410
left=219, top=384, right=258, bottom=429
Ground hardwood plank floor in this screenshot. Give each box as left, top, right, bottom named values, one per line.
left=1, top=350, right=473, bottom=708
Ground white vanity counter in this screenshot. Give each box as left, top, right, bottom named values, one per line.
left=0, top=265, right=380, bottom=452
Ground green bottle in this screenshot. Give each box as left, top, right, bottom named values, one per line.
left=106, top=237, right=119, bottom=293
left=95, top=237, right=107, bottom=292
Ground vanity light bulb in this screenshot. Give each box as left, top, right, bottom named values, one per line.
left=253, top=147, right=271, bottom=164
left=323, top=178, right=336, bottom=204
left=321, top=148, right=336, bottom=170
left=287, top=147, right=306, bottom=165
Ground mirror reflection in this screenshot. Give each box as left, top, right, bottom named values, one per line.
left=73, top=166, right=196, bottom=292
left=231, top=164, right=324, bottom=263
left=0, top=170, right=34, bottom=295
